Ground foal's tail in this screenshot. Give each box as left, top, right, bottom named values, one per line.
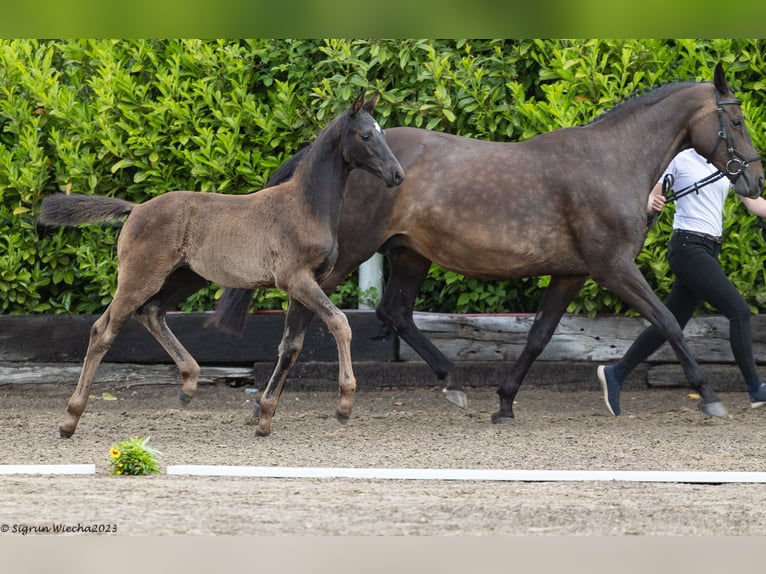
left=204, top=288, right=255, bottom=336
left=38, top=193, right=135, bottom=227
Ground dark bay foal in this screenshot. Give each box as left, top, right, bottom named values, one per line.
left=39, top=91, right=404, bottom=437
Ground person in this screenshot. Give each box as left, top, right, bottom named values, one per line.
left=598, top=148, right=766, bottom=415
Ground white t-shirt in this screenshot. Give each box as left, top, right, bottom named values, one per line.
left=662, top=149, right=729, bottom=237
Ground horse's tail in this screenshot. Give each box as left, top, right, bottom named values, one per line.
left=204, top=288, right=255, bottom=336
left=38, top=193, right=135, bottom=227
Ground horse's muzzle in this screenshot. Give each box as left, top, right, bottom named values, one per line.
left=386, top=167, right=405, bottom=187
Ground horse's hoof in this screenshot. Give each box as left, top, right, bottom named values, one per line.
left=178, top=391, right=193, bottom=406
left=255, top=427, right=271, bottom=437
left=59, top=427, right=73, bottom=439
left=491, top=411, right=515, bottom=424
left=699, top=401, right=727, bottom=418
left=442, top=388, right=468, bottom=409
left=335, top=411, right=350, bottom=424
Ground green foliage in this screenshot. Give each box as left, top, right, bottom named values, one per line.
left=2, top=39, right=766, bottom=316
left=108, top=436, right=160, bottom=476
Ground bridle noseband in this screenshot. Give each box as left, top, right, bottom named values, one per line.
left=664, top=90, right=761, bottom=203
left=709, top=91, right=760, bottom=178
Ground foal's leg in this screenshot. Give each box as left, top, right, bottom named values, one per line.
left=256, top=276, right=355, bottom=436
left=493, top=275, right=586, bottom=423
left=134, top=302, right=200, bottom=404
left=377, top=248, right=467, bottom=407
left=60, top=262, right=189, bottom=437
left=59, top=294, right=139, bottom=438
left=136, top=268, right=209, bottom=404
left=252, top=298, right=315, bottom=429
left=595, top=261, right=725, bottom=417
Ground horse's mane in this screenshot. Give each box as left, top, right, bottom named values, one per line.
left=583, top=80, right=705, bottom=127
left=265, top=143, right=312, bottom=187
left=269, top=108, right=352, bottom=187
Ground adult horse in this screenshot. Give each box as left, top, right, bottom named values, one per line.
left=213, top=63, right=763, bottom=431
left=38, top=91, right=404, bottom=438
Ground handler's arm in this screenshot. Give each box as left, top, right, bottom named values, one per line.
left=739, top=195, right=766, bottom=218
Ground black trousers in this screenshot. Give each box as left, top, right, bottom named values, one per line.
left=616, top=230, right=760, bottom=386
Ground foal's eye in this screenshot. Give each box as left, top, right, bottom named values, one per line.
left=361, top=133, right=371, bottom=141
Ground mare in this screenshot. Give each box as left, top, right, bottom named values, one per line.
left=38, top=92, right=404, bottom=438
left=213, top=63, right=763, bottom=429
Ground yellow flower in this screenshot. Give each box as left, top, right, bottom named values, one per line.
left=109, top=447, right=121, bottom=458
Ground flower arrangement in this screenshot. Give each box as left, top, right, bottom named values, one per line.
left=107, top=436, right=161, bottom=476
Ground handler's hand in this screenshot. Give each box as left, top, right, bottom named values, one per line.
left=649, top=193, right=666, bottom=213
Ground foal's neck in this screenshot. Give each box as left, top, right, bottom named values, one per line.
left=298, top=116, right=352, bottom=225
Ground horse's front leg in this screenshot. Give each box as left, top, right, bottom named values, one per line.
left=493, top=275, right=586, bottom=423
left=254, top=299, right=315, bottom=436
left=596, top=262, right=725, bottom=417
left=283, top=279, right=356, bottom=426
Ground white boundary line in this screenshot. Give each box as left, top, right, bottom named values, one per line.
left=0, top=464, right=95, bottom=475
left=166, top=465, right=766, bottom=483
left=3, top=464, right=764, bottom=483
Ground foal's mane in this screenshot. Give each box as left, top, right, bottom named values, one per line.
left=265, top=144, right=311, bottom=187
left=584, top=80, right=706, bottom=127
left=273, top=108, right=352, bottom=186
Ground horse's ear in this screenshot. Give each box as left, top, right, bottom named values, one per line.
left=713, top=62, right=731, bottom=95
left=351, top=90, right=365, bottom=117
left=363, top=91, right=380, bottom=114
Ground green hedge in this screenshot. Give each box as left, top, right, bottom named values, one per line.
left=1, top=39, right=765, bottom=315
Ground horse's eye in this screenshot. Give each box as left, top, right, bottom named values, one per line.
left=361, top=133, right=371, bottom=141
left=732, top=117, right=743, bottom=128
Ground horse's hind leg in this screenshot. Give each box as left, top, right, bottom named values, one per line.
left=60, top=298, right=135, bottom=438
left=134, top=303, right=200, bottom=405
left=377, top=247, right=467, bottom=408
left=494, top=275, right=586, bottom=423
left=135, top=268, right=208, bottom=404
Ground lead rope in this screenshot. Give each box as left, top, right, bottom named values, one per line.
left=661, top=170, right=727, bottom=203
left=646, top=170, right=724, bottom=228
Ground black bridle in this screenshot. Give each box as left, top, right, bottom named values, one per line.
left=663, top=91, right=761, bottom=203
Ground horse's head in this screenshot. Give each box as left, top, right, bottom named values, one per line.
left=341, top=91, right=405, bottom=187
left=691, top=63, right=764, bottom=199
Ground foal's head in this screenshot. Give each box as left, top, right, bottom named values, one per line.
left=691, top=62, right=764, bottom=199
left=340, top=91, right=405, bottom=187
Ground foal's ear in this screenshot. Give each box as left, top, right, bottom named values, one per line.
left=713, top=62, right=731, bottom=95
left=363, top=91, right=380, bottom=114
left=351, top=90, right=366, bottom=116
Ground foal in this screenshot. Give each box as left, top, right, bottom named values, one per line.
left=39, top=91, right=404, bottom=437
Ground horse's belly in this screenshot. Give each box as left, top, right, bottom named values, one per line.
left=418, top=237, right=587, bottom=279
left=189, top=256, right=275, bottom=289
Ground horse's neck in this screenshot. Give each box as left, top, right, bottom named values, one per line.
left=598, top=85, right=709, bottom=184
left=298, top=121, right=350, bottom=226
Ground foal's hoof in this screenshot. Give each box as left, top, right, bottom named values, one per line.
left=699, top=401, right=727, bottom=418
left=59, top=427, right=73, bottom=439
left=442, top=388, right=468, bottom=409
left=335, top=410, right=350, bottom=424
left=178, top=391, right=193, bottom=406
left=491, top=411, right=515, bottom=424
